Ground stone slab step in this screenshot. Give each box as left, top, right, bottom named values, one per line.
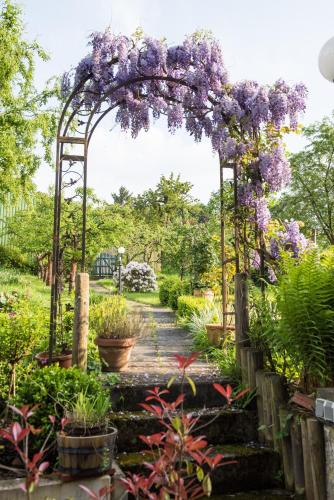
left=117, top=444, right=281, bottom=494
left=111, top=408, right=258, bottom=452
left=211, top=490, right=298, bottom=499
left=109, top=376, right=235, bottom=411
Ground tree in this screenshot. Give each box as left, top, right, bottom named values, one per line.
left=111, top=186, right=133, bottom=206
left=273, top=115, right=334, bottom=245
left=0, top=0, right=56, bottom=202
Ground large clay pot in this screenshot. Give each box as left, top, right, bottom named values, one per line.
left=206, top=324, right=223, bottom=346
left=203, top=289, right=214, bottom=302
left=35, top=350, right=72, bottom=368
left=94, top=337, right=136, bottom=371
left=57, top=427, right=117, bottom=477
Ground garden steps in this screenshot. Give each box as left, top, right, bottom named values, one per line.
left=109, top=376, right=235, bottom=411
left=116, top=444, right=281, bottom=494
left=111, top=407, right=258, bottom=452
left=211, top=491, right=297, bottom=499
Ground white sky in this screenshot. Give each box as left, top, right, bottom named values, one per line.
left=21, top=0, right=334, bottom=202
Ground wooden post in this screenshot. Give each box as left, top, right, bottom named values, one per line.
left=46, top=256, right=52, bottom=286
left=256, top=370, right=266, bottom=444
left=240, top=347, right=249, bottom=386
left=247, top=349, right=264, bottom=390
left=72, top=272, right=89, bottom=370
left=307, top=418, right=326, bottom=500
left=263, top=372, right=276, bottom=445
left=235, top=272, right=249, bottom=365
left=290, top=416, right=305, bottom=495
left=270, top=374, right=285, bottom=453
left=324, top=425, right=334, bottom=500
left=301, top=417, right=315, bottom=500
left=279, top=406, right=294, bottom=491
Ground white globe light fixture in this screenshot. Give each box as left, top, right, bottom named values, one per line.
left=118, top=246, right=125, bottom=255
left=319, top=36, right=334, bottom=82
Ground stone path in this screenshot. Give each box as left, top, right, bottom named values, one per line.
left=90, top=282, right=219, bottom=383
left=123, top=302, right=219, bottom=381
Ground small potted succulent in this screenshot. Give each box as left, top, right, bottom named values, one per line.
left=92, top=297, right=145, bottom=371
left=57, top=390, right=117, bottom=477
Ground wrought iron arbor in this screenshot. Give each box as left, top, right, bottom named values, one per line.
left=49, top=75, right=244, bottom=360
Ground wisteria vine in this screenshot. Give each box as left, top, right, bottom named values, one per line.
left=61, top=29, right=307, bottom=235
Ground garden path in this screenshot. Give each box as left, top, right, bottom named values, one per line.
left=90, top=281, right=219, bottom=384
left=124, top=301, right=219, bottom=381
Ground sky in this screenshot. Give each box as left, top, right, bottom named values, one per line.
left=21, top=0, right=334, bottom=203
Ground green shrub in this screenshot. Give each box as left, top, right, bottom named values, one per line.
left=159, top=276, right=190, bottom=309
left=0, top=302, right=48, bottom=398
left=177, top=295, right=214, bottom=320
left=276, top=250, right=334, bottom=388
left=186, top=306, right=238, bottom=380
left=14, top=365, right=110, bottom=448
left=0, top=245, right=34, bottom=272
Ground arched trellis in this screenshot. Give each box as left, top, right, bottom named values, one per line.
left=48, top=73, right=243, bottom=360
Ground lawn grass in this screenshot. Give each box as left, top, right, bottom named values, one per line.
left=124, top=291, right=161, bottom=306
left=97, top=278, right=117, bottom=293
left=0, top=268, right=51, bottom=310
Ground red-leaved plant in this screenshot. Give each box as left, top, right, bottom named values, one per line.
left=0, top=405, right=64, bottom=499
left=120, top=353, right=249, bottom=499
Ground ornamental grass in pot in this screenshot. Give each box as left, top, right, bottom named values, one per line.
left=57, top=390, right=117, bottom=477
left=92, top=296, right=145, bottom=371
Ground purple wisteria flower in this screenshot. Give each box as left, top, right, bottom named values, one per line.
left=259, top=142, right=291, bottom=191
left=62, top=28, right=307, bottom=234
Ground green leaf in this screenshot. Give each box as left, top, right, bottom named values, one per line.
left=196, top=465, right=204, bottom=481
left=202, top=474, right=212, bottom=496
left=186, top=376, right=196, bottom=396
left=167, top=375, right=176, bottom=388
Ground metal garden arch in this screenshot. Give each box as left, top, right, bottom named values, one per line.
left=49, top=72, right=237, bottom=361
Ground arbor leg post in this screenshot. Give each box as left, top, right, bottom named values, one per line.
left=72, top=272, right=89, bottom=370
left=235, top=272, right=249, bottom=365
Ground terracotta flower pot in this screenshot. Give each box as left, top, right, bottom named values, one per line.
left=57, top=427, right=117, bottom=477
left=203, top=289, right=214, bottom=302
left=193, top=288, right=202, bottom=297
left=35, top=350, right=72, bottom=368
left=94, top=337, right=136, bottom=372
left=205, top=324, right=223, bottom=346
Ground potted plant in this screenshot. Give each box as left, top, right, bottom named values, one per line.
left=205, top=307, right=234, bottom=347
left=57, top=390, right=117, bottom=477
left=92, top=296, right=144, bottom=371
left=35, top=305, right=74, bottom=368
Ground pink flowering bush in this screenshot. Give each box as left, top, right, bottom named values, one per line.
left=121, top=261, right=157, bottom=292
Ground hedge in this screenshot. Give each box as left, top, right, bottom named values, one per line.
left=159, top=276, right=191, bottom=310
left=177, top=295, right=213, bottom=320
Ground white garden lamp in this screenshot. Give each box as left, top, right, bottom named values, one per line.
left=117, top=247, right=125, bottom=294
left=319, top=36, right=334, bottom=82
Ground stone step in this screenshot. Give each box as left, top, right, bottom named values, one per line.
left=117, top=444, right=281, bottom=494
left=111, top=407, right=258, bottom=453
left=211, top=490, right=297, bottom=499
left=109, top=376, right=235, bottom=411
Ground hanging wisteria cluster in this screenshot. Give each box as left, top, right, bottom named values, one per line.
left=61, top=29, right=307, bottom=232
left=252, top=220, right=311, bottom=282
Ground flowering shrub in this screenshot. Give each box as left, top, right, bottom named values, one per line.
left=121, top=353, right=249, bottom=498
left=62, top=29, right=307, bottom=234
left=121, top=261, right=157, bottom=292
left=252, top=219, right=311, bottom=282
